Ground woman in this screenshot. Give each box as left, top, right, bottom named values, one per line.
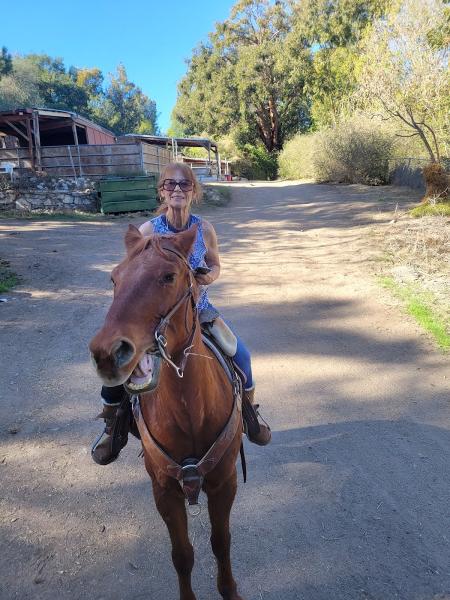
left=92, top=163, right=271, bottom=465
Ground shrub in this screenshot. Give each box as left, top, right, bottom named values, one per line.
left=278, top=133, right=319, bottom=180
left=278, top=116, right=395, bottom=184
left=232, top=144, right=278, bottom=180
left=314, top=119, right=394, bottom=184
left=422, top=163, right=449, bottom=202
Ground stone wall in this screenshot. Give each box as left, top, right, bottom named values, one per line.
left=0, top=175, right=99, bottom=212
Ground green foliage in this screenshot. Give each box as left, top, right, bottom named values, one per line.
left=290, top=0, right=394, bottom=128
left=0, top=259, right=18, bottom=292
left=182, top=147, right=208, bottom=159
left=0, top=54, right=158, bottom=135
left=379, top=275, right=450, bottom=351
left=233, top=143, right=278, bottom=180
left=278, top=133, right=320, bottom=180
left=354, top=0, right=449, bottom=163
left=0, top=47, right=12, bottom=78
left=173, top=0, right=396, bottom=162
left=0, top=56, right=43, bottom=110
left=93, top=64, right=157, bottom=135
left=410, top=202, right=450, bottom=218
left=173, top=0, right=311, bottom=154
left=280, top=116, right=395, bottom=183
left=314, top=118, right=394, bottom=184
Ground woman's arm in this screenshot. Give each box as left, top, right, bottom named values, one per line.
left=197, top=220, right=221, bottom=286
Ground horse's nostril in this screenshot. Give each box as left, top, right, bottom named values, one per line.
left=113, top=340, right=135, bottom=368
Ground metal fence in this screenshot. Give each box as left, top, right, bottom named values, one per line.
left=389, top=157, right=450, bottom=191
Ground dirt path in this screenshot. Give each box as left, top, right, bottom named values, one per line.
left=0, top=182, right=449, bottom=600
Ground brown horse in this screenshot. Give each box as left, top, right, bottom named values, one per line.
left=89, top=224, right=245, bottom=600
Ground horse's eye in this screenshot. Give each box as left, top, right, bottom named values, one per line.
left=161, top=273, right=175, bottom=284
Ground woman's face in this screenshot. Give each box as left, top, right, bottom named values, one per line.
left=160, top=168, right=194, bottom=212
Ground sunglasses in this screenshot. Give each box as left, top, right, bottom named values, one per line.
left=162, top=179, right=194, bottom=192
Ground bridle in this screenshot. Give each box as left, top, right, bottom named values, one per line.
left=154, top=247, right=198, bottom=378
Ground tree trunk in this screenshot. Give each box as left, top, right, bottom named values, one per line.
left=255, top=107, right=273, bottom=152
left=268, top=96, right=282, bottom=151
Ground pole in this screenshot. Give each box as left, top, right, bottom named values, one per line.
left=32, top=110, right=42, bottom=171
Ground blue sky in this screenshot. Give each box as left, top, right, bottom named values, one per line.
left=2, top=0, right=236, bottom=133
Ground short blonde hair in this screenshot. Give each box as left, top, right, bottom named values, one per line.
left=156, top=163, right=203, bottom=214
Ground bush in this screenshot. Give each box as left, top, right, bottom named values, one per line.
left=314, top=119, right=394, bottom=184
left=278, top=117, right=395, bottom=184
left=278, top=133, right=320, bottom=179
left=422, top=163, right=449, bottom=202
left=233, top=144, right=278, bottom=180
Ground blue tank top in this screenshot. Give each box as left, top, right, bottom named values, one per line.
left=150, top=213, right=209, bottom=311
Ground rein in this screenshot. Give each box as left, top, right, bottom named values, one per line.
left=154, top=247, right=198, bottom=378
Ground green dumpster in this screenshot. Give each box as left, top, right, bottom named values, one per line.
left=97, top=175, right=158, bottom=214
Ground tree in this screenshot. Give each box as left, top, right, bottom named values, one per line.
left=0, top=46, right=12, bottom=78
left=0, top=56, right=44, bottom=110
left=173, top=0, right=311, bottom=153
left=96, top=64, right=158, bottom=135
left=355, top=0, right=449, bottom=163
left=289, top=0, right=394, bottom=128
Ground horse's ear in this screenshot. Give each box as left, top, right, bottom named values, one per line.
left=124, top=224, right=143, bottom=254
left=171, top=223, right=198, bottom=258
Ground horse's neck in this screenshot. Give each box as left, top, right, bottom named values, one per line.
left=144, top=329, right=232, bottom=457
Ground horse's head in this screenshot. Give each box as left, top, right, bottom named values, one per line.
left=89, top=223, right=198, bottom=391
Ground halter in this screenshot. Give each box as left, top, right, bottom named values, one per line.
left=154, top=247, right=198, bottom=378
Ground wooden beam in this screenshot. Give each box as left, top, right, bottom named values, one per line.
left=38, top=120, right=73, bottom=132
left=32, top=110, right=42, bottom=171
left=71, top=118, right=79, bottom=146
left=4, top=119, right=29, bottom=142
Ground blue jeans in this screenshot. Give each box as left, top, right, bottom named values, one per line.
left=226, top=322, right=253, bottom=390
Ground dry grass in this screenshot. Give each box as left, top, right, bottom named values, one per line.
left=383, top=212, right=449, bottom=277
left=378, top=210, right=450, bottom=348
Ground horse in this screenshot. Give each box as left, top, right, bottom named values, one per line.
left=89, top=224, right=245, bottom=600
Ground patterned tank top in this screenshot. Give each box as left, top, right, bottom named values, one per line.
left=150, top=213, right=209, bottom=311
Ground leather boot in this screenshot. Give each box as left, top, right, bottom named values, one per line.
left=242, top=386, right=271, bottom=446
left=91, top=400, right=130, bottom=465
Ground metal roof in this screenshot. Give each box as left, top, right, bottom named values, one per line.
left=120, top=134, right=218, bottom=151
left=0, top=107, right=115, bottom=137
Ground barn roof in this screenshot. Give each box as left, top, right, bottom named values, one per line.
left=0, top=107, right=115, bottom=141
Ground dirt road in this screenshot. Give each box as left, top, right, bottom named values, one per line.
left=1, top=181, right=449, bottom=600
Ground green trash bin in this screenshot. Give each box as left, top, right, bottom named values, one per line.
left=97, top=175, right=158, bottom=214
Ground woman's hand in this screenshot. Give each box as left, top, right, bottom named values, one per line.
left=194, top=273, right=213, bottom=286
left=194, top=269, right=216, bottom=286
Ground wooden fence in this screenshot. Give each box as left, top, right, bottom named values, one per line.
left=0, top=142, right=171, bottom=178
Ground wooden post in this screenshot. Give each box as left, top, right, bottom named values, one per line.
left=139, top=142, right=145, bottom=173
left=32, top=110, right=42, bottom=171
left=25, top=118, right=35, bottom=171
left=216, top=150, right=221, bottom=180
left=71, top=118, right=79, bottom=146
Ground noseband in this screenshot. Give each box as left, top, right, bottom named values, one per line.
left=154, top=247, right=198, bottom=378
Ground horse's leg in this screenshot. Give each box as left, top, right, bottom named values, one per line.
left=153, top=482, right=196, bottom=600
left=205, top=469, right=244, bottom=600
